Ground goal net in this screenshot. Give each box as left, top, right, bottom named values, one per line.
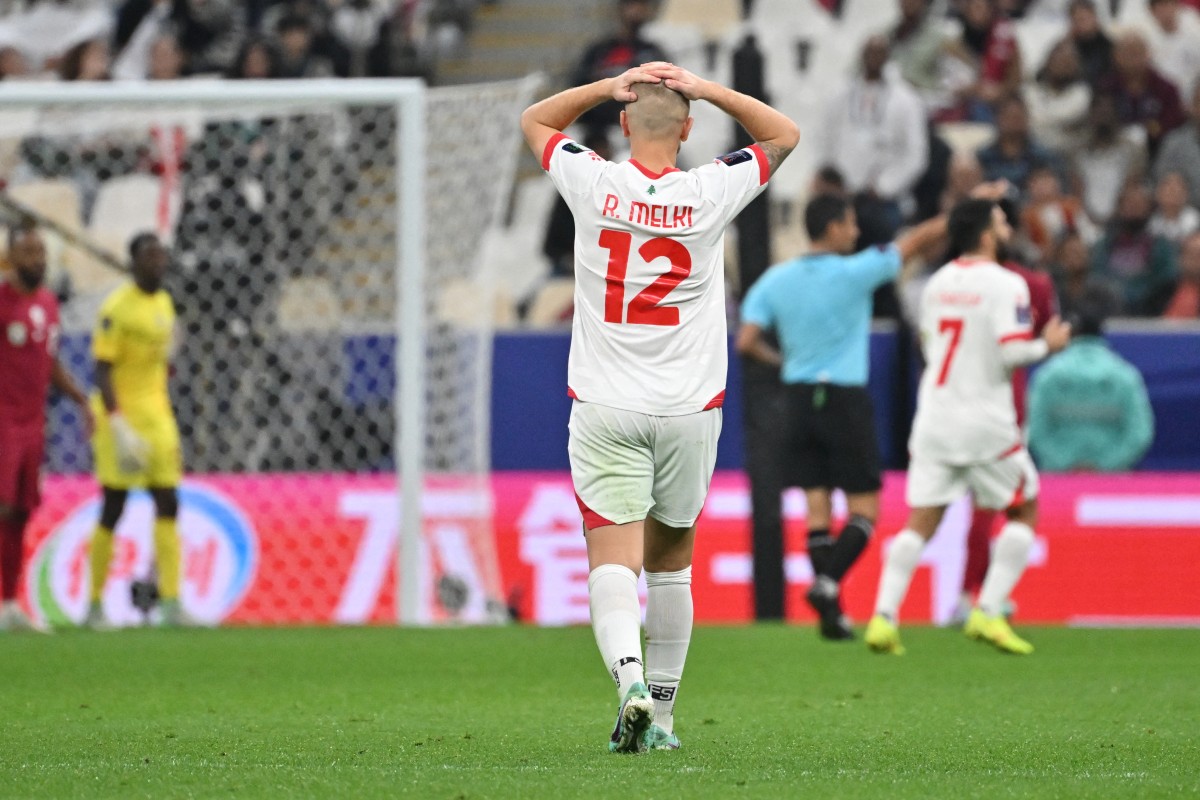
left=2, top=77, right=538, bottom=627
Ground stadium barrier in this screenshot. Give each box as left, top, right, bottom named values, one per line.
left=23, top=471, right=1200, bottom=628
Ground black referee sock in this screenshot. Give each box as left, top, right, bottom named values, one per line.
left=807, top=528, right=834, bottom=577
left=826, top=515, right=874, bottom=582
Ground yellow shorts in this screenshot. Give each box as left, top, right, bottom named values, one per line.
left=91, top=398, right=182, bottom=490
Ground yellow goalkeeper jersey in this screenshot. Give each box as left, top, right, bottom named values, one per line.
left=91, top=282, right=175, bottom=422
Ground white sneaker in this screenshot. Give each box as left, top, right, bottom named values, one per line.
left=0, top=600, right=51, bottom=633
left=160, top=600, right=204, bottom=628
left=84, top=602, right=117, bottom=631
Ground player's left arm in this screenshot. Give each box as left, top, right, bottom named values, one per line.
left=51, top=357, right=93, bottom=435
left=520, top=64, right=667, bottom=160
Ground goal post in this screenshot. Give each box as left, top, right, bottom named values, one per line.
left=0, top=76, right=539, bottom=626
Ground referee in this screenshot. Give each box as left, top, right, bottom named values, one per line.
left=737, top=186, right=1004, bottom=639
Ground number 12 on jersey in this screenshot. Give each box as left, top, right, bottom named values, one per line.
left=598, top=230, right=692, bottom=326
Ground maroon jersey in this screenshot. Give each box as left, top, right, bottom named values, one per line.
left=1002, top=261, right=1058, bottom=426
left=0, top=278, right=60, bottom=429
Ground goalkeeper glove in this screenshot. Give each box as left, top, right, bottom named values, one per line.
left=109, top=413, right=150, bottom=473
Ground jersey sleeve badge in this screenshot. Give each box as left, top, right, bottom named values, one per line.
left=715, top=149, right=752, bottom=166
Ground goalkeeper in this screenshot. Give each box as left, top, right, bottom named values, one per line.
left=86, top=233, right=194, bottom=628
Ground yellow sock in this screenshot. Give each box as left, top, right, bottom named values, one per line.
left=154, top=518, right=181, bottom=601
left=89, top=526, right=115, bottom=603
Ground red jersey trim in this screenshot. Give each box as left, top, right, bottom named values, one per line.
left=702, top=391, right=725, bottom=410
left=574, top=491, right=616, bottom=530
left=628, top=159, right=681, bottom=180
left=996, top=442, right=1024, bottom=460
left=567, top=386, right=578, bottom=399
left=1008, top=474, right=1027, bottom=510
left=748, top=144, right=770, bottom=186
left=952, top=256, right=990, bottom=268
left=998, top=330, right=1034, bottom=344
left=541, top=132, right=567, bottom=171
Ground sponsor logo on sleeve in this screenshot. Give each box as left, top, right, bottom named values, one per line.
left=716, top=149, right=752, bottom=166
left=561, top=142, right=587, bottom=154
left=1016, top=304, right=1032, bottom=325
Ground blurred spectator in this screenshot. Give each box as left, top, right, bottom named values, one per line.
left=259, top=0, right=350, bottom=76
left=1021, top=164, right=1097, bottom=260
left=1028, top=284, right=1154, bottom=472
left=0, top=45, right=29, bottom=79
left=976, top=93, right=1065, bottom=200
left=810, top=164, right=848, bottom=199
left=1065, top=0, right=1113, bottom=85
left=1091, top=181, right=1178, bottom=314
left=1051, top=230, right=1112, bottom=318
left=331, top=0, right=388, bottom=77
left=114, top=23, right=187, bottom=81
left=1137, top=0, right=1200, bottom=101
left=943, top=0, right=1023, bottom=121
left=111, top=0, right=171, bottom=80
left=1070, top=91, right=1148, bottom=222
left=1096, top=30, right=1186, bottom=157
left=140, top=0, right=244, bottom=75
left=1149, top=171, right=1200, bottom=243
left=890, top=0, right=946, bottom=105
left=821, top=35, right=929, bottom=238
left=275, top=13, right=334, bottom=78
left=941, top=151, right=985, bottom=212
left=570, top=0, right=668, bottom=136
left=228, top=36, right=280, bottom=80
left=911, top=120, right=953, bottom=222
left=1153, top=82, right=1200, bottom=202
left=1025, top=40, right=1091, bottom=153
left=58, top=37, right=110, bottom=81
left=367, top=3, right=435, bottom=80
left=1162, top=230, right=1200, bottom=316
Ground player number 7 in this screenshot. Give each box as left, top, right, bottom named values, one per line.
left=936, top=318, right=964, bottom=386
left=598, top=230, right=692, bottom=326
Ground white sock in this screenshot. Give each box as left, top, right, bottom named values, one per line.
left=588, top=564, right=645, bottom=699
left=644, top=566, right=692, bottom=735
left=978, top=521, right=1035, bottom=617
left=873, top=530, right=925, bottom=621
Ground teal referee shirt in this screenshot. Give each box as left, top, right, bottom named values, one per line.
left=740, top=244, right=902, bottom=386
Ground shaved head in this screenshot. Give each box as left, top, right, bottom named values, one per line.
left=623, top=82, right=690, bottom=140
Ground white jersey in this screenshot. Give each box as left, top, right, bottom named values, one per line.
left=543, top=133, right=769, bottom=416
left=909, top=257, right=1036, bottom=464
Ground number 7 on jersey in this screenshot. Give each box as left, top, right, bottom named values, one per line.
left=935, top=317, right=964, bottom=386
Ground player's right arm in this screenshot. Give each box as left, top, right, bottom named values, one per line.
left=520, top=64, right=667, bottom=160
left=651, top=64, right=799, bottom=176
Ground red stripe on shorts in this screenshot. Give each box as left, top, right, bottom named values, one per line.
left=574, top=491, right=616, bottom=530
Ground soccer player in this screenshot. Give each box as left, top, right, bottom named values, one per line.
left=0, top=223, right=91, bottom=632
left=865, top=198, right=1071, bottom=656
left=737, top=192, right=989, bottom=640
left=86, top=233, right=194, bottom=629
left=953, top=201, right=1059, bottom=625
left=521, top=62, right=798, bottom=751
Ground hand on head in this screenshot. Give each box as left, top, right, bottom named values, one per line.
left=640, top=63, right=706, bottom=101
left=968, top=179, right=1011, bottom=201
left=611, top=64, right=664, bottom=102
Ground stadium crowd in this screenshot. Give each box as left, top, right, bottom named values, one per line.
left=0, top=0, right=481, bottom=83
left=533, top=0, right=1200, bottom=325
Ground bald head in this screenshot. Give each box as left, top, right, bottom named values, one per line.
left=622, top=82, right=690, bottom=141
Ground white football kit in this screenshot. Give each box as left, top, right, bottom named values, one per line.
left=907, top=257, right=1044, bottom=510
left=543, top=133, right=770, bottom=527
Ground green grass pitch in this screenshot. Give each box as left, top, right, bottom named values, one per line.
left=2, top=625, right=1197, bottom=799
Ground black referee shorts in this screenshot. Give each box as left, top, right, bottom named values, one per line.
left=780, top=382, right=882, bottom=494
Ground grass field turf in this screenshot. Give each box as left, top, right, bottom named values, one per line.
left=2, top=625, right=1197, bottom=799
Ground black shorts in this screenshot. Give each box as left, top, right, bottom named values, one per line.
left=781, top=383, right=882, bottom=494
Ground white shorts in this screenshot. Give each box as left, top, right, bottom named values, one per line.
left=906, top=446, right=1040, bottom=511
left=568, top=401, right=722, bottom=529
